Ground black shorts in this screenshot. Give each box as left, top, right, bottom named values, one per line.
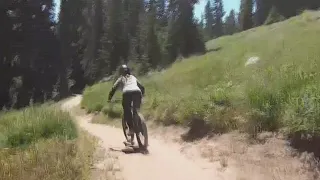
left=122, top=91, right=142, bottom=128
left=122, top=91, right=142, bottom=110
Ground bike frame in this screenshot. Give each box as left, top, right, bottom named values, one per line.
left=109, top=99, right=148, bottom=149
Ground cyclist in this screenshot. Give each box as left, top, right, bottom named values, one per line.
left=107, top=64, right=145, bottom=145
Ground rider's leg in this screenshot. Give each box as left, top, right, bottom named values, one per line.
left=132, top=91, right=142, bottom=110
left=122, top=92, right=134, bottom=137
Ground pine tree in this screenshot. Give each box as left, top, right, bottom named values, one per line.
left=0, top=0, right=62, bottom=108
left=197, top=14, right=206, bottom=40
left=239, top=0, right=253, bottom=31
left=0, top=0, right=14, bottom=108
left=212, top=0, right=225, bottom=37
left=155, top=0, right=168, bottom=26
left=165, top=15, right=179, bottom=64
left=105, top=0, right=125, bottom=73
left=166, top=0, right=205, bottom=62
left=224, top=9, right=237, bottom=35
left=264, top=5, right=286, bottom=25
left=255, top=0, right=272, bottom=26
left=204, top=0, right=214, bottom=39
left=146, top=0, right=162, bottom=69
left=58, top=0, right=89, bottom=96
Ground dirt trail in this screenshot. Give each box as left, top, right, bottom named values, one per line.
left=61, top=95, right=229, bottom=180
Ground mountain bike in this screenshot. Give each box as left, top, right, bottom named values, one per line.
left=109, top=99, right=148, bottom=150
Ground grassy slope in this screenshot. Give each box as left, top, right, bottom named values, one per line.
left=82, top=11, right=320, bottom=137
left=0, top=104, right=95, bottom=180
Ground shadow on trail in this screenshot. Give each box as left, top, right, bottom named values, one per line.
left=109, top=147, right=149, bottom=155
left=181, top=118, right=213, bottom=142
left=289, top=133, right=320, bottom=159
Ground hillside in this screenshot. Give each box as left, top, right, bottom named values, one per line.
left=82, top=11, right=320, bottom=154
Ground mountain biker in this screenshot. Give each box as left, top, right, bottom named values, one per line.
left=107, top=64, right=145, bottom=145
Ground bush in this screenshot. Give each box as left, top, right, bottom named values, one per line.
left=282, top=84, right=320, bottom=136
left=81, top=83, right=111, bottom=113
left=246, top=86, right=282, bottom=134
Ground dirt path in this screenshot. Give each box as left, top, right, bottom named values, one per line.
left=61, top=95, right=229, bottom=180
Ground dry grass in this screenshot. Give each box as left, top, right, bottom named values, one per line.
left=0, top=103, right=97, bottom=180
left=0, top=130, right=95, bottom=180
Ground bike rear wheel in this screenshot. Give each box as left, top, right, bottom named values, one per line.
left=133, top=112, right=148, bottom=149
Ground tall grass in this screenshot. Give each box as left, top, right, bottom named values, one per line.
left=0, top=106, right=77, bottom=148
left=0, top=105, right=94, bottom=180
left=81, top=11, right=320, bottom=138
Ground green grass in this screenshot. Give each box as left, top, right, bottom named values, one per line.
left=81, top=11, right=320, bottom=138
left=0, top=106, right=77, bottom=148
left=0, top=104, right=95, bottom=180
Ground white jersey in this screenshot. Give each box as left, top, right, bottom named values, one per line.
left=113, top=75, right=142, bottom=93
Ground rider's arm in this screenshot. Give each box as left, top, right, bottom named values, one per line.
left=137, top=79, right=145, bottom=96
left=108, top=77, right=121, bottom=101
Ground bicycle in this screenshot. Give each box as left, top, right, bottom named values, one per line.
left=109, top=99, right=148, bottom=150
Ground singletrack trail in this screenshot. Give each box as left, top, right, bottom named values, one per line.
left=62, top=95, right=228, bottom=180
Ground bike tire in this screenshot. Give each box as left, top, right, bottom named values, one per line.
left=134, top=113, right=148, bottom=149
left=122, top=117, right=134, bottom=142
